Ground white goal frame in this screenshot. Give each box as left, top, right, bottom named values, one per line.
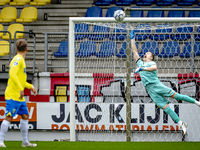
left=69, top=17, right=200, bottom=141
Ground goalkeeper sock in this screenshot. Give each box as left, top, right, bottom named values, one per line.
left=164, top=106, right=180, bottom=123
left=0, top=120, right=10, bottom=143
left=174, top=93, right=195, bottom=104
left=20, top=119, right=29, bottom=144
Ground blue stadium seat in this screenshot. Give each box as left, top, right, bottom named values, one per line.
left=136, top=0, right=156, bottom=6
left=150, top=24, right=172, bottom=40
left=115, top=0, right=135, bottom=6
left=94, top=0, right=115, bottom=6
left=179, top=42, right=200, bottom=58
left=105, top=6, right=123, bottom=17
left=167, top=7, right=185, bottom=17
left=170, top=24, right=193, bottom=41
left=75, top=41, right=96, bottom=57
left=195, top=26, right=200, bottom=40
left=177, top=0, right=197, bottom=6
left=188, top=7, right=200, bottom=17
left=85, top=6, right=102, bottom=17
left=158, top=41, right=180, bottom=58
left=88, top=24, right=110, bottom=40
left=54, top=41, right=68, bottom=57
left=156, top=0, right=176, bottom=6
left=138, top=41, right=159, bottom=57
left=131, top=7, right=143, bottom=17
left=96, top=41, right=117, bottom=57
left=75, top=23, right=89, bottom=40
left=147, top=7, right=164, bottom=17
left=109, top=23, right=126, bottom=41
left=116, top=42, right=138, bottom=58
left=134, top=24, right=151, bottom=41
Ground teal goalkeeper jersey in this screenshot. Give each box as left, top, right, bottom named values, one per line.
left=136, top=58, right=159, bottom=86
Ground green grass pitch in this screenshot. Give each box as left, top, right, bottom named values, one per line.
left=3, top=141, right=200, bottom=150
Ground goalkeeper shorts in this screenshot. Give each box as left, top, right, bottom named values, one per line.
left=146, top=82, right=175, bottom=109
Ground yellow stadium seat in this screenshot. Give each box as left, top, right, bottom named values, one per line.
left=0, top=41, right=9, bottom=56
left=10, top=0, right=30, bottom=6
left=30, top=0, right=51, bottom=6
left=0, top=0, right=10, bottom=6
left=16, top=7, right=37, bottom=23
left=0, top=24, right=3, bottom=38
left=0, top=7, right=17, bottom=23
left=2, top=24, right=24, bottom=40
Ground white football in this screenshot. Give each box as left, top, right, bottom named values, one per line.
left=114, top=10, right=125, bottom=22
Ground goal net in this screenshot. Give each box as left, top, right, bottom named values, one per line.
left=69, top=17, right=200, bottom=142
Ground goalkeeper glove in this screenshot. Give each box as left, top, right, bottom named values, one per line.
left=135, top=67, right=144, bottom=74
left=130, top=29, right=136, bottom=43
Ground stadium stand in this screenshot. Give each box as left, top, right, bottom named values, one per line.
left=75, top=23, right=89, bottom=40
left=0, top=41, right=9, bottom=56
left=188, top=7, right=200, bottom=17
left=177, top=0, right=197, bottom=6
left=10, top=0, right=30, bottom=6
left=85, top=6, right=102, bottom=17
left=96, top=41, right=117, bottom=57
left=131, top=7, right=143, bottom=17
left=167, top=6, right=185, bottom=17
left=179, top=42, right=200, bottom=58
left=88, top=24, right=110, bottom=40
left=138, top=41, right=159, bottom=57
left=16, top=7, right=37, bottom=23
left=0, top=0, right=10, bottom=5
left=2, top=23, right=24, bottom=40
left=54, top=40, right=68, bottom=57
left=195, top=26, right=200, bottom=40
left=158, top=41, right=180, bottom=58
left=134, top=24, right=151, bottom=41
left=75, top=41, right=96, bottom=57
left=109, top=23, right=126, bottom=41
left=115, top=0, right=136, bottom=6
left=30, top=0, right=51, bottom=6
left=94, top=0, right=115, bottom=6
left=0, top=7, right=17, bottom=23
left=156, top=0, right=175, bottom=6
left=105, top=6, right=123, bottom=17
left=150, top=24, right=172, bottom=40
left=147, top=6, right=164, bottom=17
left=136, top=0, right=156, bottom=6
left=116, top=42, right=138, bottom=58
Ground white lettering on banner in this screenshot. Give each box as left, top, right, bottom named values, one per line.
left=29, top=107, right=34, bottom=119
left=9, top=124, right=34, bottom=130
left=37, top=103, right=180, bottom=131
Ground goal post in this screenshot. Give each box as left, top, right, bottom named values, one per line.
left=69, top=17, right=200, bottom=142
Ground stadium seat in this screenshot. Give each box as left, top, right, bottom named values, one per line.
left=88, top=24, right=110, bottom=40
left=150, top=24, right=172, bottom=41
left=188, top=7, right=200, bottom=17
left=2, top=23, right=24, bottom=40
left=0, top=7, right=17, bottom=23
left=116, top=42, right=138, bottom=58
left=179, top=42, right=200, bottom=58
left=131, top=7, right=143, bottom=17
left=136, top=0, right=156, bottom=6
left=0, top=0, right=10, bottom=5
left=170, top=24, right=193, bottom=41
left=109, top=23, right=126, bottom=41
left=195, top=26, right=200, bottom=40
left=134, top=24, right=151, bottom=41
left=16, top=7, right=37, bottom=23
left=158, top=41, right=180, bottom=58
left=94, top=0, right=115, bottom=6
left=75, top=23, right=89, bottom=40
left=115, top=0, right=136, bottom=6
left=156, top=0, right=176, bottom=6
left=30, top=0, right=51, bottom=6
left=105, top=7, right=123, bottom=17
left=10, top=0, right=30, bottom=6
left=0, top=24, right=3, bottom=38
left=96, top=41, right=117, bottom=57
left=75, top=41, right=96, bottom=57
left=167, top=7, right=185, bottom=17
left=54, top=41, right=68, bottom=57
left=177, top=0, right=197, bottom=6
left=147, top=7, right=164, bottom=17
left=138, top=41, right=159, bottom=57
left=85, top=7, right=102, bottom=17
left=0, top=41, right=9, bottom=56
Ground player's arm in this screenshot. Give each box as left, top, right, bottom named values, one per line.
left=25, top=82, right=37, bottom=96
left=135, top=64, right=157, bottom=73
left=130, top=29, right=140, bottom=62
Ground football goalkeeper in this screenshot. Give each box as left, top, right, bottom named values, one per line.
left=130, top=29, right=200, bottom=135
left=0, top=39, right=37, bottom=147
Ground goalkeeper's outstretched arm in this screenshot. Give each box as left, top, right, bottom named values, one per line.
left=130, top=29, right=140, bottom=62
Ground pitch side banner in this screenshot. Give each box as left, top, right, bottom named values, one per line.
left=37, top=103, right=187, bottom=131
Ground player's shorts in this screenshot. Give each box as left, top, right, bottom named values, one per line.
left=145, top=82, right=176, bottom=109
left=5, top=99, right=29, bottom=117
